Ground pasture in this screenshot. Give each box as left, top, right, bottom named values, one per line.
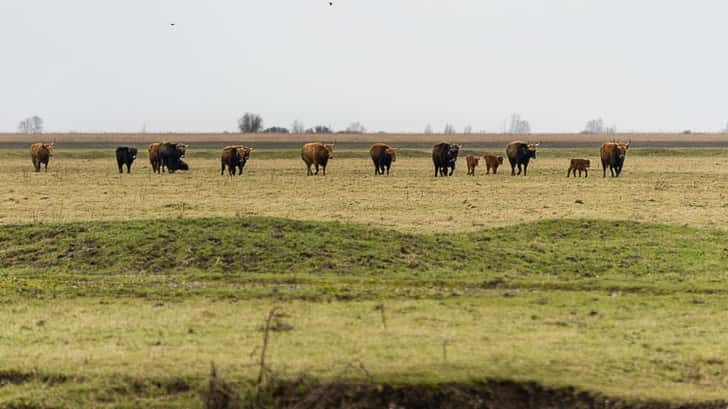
left=2, top=139, right=728, bottom=408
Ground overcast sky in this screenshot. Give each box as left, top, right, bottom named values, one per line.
left=2, top=0, right=728, bottom=133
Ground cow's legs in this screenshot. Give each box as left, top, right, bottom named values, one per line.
left=584, top=168, right=588, bottom=177
left=449, top=164, right=455, bottom=176
left=314, top=164, right=320, bottom=175
left=44, top=162, right=48, bottom=172
left=386, top=165, right=390, bottom=175
left=322, top=165, right=326, bottom=176
left=523, top=163, right=528, bottom=176
left=567, top=167, right=572, bottom=177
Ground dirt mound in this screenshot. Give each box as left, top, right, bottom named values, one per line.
left=267, top=380, right=726, bottom=409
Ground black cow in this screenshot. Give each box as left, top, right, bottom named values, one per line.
left=506, top=141, right=539, bottom=176
left=432, top=142, right=461, bottom=177
left=115, top=146, right=138, bottom=174
left=158, top=142, right=188, bottom=173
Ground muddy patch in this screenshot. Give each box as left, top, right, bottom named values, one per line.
left=0, top=370, right=67, bottom=387
left=263, top=379, right=726, bottom=409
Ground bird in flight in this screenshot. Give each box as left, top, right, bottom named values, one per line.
left=170, top=23, right=176, bottom=27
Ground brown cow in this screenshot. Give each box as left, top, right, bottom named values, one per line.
left=483, top=154, right=504, bottom=174
left=369, top=143, right=397, bottom=175
left=600, top=141, right=630, bottom=177
left=301, top=142, right=334, bottom=176
left=30, top=143, right=55, bottom=172
left=466, top=155, right=480, bottom=175
left=148, top=143, right=161, bottom=173
left=567, top=159, right=590, bottom=178
left=221, top=145, right=252, bottom=176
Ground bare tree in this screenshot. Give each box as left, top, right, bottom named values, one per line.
left=291, top=120, right=305, bottom=134
left=463, top=124, right=472, bottom=134
left=305, top=125, right=332, bottom=134
left=237, top=113, right=263, bottom=133
left=443, top=123, right=455, bottom=134
left=508, top=114, right=530, bottom=134
left=583, top=118, right=616, bottom=134
left=18, top=116, right=44, bottom=134
left=262, top=126, right=289, bottom=133
left=424, top=124, right=433, bottom=134
left=345, top=121, right=366, bottom=133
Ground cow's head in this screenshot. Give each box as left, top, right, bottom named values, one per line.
left=176, top=144, right=188, bottom=157
left=177, top=160, right=189, bottom=171
left=43, top=143, right=55, bottom=156
left=615, top=143, right=629, bottom=161
left=496, top=155, right=504, bottom=164
left=584, top=160, right=591, bottom=167
left=386, top=147, right=397, bottom=162
left=324, top=143, right=334, bottom=159
left=527, top=142, right=539, bottom=159
left=129, top=147, right=138, bottom=159
left=448, top=144, right=461, bottom=162
left=237, top=146, right=251, bottom=161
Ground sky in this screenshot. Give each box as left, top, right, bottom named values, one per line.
left=2, top=0, right=728, bottom=133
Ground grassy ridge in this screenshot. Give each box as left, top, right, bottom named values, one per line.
left=2, top=217, right=727, bottom=298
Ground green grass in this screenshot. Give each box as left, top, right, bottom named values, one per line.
left=3, top=217, right=728, bottom=408
left=2, top=217, right=727, bottom=300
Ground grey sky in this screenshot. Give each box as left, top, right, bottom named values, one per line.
left=2, top=0, right=727, bottom=133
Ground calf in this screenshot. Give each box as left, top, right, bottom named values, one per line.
left=567, top=159, right=590, bottom=178
left=466, top=155, right=480, bottom=175
left=483, top=154, right=504, bottom=174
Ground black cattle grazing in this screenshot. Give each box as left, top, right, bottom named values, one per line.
left=115, top=147, right=138, bottom=174
left=432, top=142, right=461, bottom=177
left=158, top=142, right=188, bottom=173
left=505, top=141, right=539, bottom=176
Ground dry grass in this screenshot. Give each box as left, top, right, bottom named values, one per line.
left=1, top=148, right=727, bottom=232
left=3, top=132, right=728, bottom=144
left=3, top=294, right=728, bottom=406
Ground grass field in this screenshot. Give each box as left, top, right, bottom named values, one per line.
left=1, top=141, right=728, bottom=408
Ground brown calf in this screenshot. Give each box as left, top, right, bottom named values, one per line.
left=567, top=159, right=590, bottom=177
left=466, top=155, right=480, bottom=175
left=483, top=154, right=504, bottom=174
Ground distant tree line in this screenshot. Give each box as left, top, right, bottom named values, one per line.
left=18, top=116, right=44, bottom=134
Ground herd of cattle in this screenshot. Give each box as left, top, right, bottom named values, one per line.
left=27, top=140, right=632, bottom=178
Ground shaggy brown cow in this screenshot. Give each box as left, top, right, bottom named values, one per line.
left=483, top=154, right=504, bottom=174
left=221, top=145, right=252, bottom=176
left=369, top=143, right=397, bottom=175
left=466, top=155, right=480, bottom=176
left=600, top=141, right=630, bottom=177
left=30, top=143, right=55, bottom=172
left=567, top=159, right=590, bottom=178
left=148, top=143, right=161, bottom=173
left=301, top=142, right=334, bottom=176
